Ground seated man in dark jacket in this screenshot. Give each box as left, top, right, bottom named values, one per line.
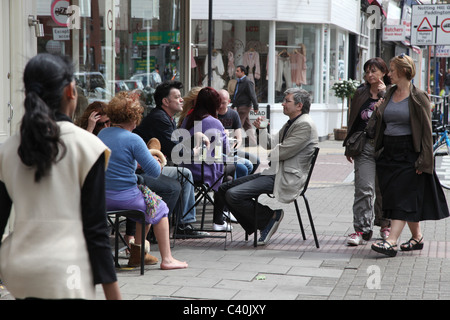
left=134, top=81, right=206, bottom=237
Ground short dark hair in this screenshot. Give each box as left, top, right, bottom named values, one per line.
left=363, top=57, right=391, bottom=85
left=154, top=80, right=183, bottom=108
left=236, top=65, right=247, bottom=75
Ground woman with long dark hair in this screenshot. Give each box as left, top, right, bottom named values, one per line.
left=0, top=53, right=121, bottom=299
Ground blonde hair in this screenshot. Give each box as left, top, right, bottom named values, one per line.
left=390, top=54, right=416, bottom=80
left=106, top=91, right=144, bottom=125
left=177, top=86, right=202, bottom=127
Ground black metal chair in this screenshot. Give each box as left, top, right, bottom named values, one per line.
left=107, top=209, right=146, bottom=275
left=247, top=147, right=320, bottom=248
left=172, top=155, right=235, bottom=249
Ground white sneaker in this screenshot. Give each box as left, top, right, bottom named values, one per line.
left=223, top=210, right=237, bottom=223
left=347, top=232, right=364, bottom=246
left=213, top=222, right=233, bottom=231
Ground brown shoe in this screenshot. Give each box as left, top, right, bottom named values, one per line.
left=128, top=243, right=158, bottom=267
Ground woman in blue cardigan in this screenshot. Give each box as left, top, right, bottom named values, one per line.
left=99, top=92, right=187, bottom=270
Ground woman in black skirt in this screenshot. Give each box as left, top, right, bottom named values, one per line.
left=371, top=53, right=449, bottom=257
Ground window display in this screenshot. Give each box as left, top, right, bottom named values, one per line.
left=274, top=23, right=321, bottom=103
left=192, top=20, right=269, bottom=103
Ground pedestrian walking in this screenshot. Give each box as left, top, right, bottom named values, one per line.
left=0, top=53, right=121, bottom=300
left=344, top=57, right=391, bottom=246
left=231, top=65, right=259, bottom=146
left=371, top=54, right=450, bottom=257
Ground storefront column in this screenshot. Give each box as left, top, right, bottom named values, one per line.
left=267, top=21, right=276, bottom=106
left=181, top=0, right=191, bottom=93
left=323, top=24, right=330, bottom=104
left=314, top=26, right=322, bottom=104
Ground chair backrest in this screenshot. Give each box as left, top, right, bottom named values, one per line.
left=301, top=147, right=320, bottom=195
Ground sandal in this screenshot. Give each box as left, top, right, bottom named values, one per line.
left=371, top=240, right=398, bottom=257
left=400, top=237, right=424, bottom=251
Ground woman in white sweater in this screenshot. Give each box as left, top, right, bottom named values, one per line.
left=0, top=53, right=121, bottom=300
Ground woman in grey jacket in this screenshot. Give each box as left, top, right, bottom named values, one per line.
left=371, top=54, right=449, bottom=257
left=343, top=57, right=391, bottom=246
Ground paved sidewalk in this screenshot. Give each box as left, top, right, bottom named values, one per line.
left=101, top=139, right=450, bottom=300
left=2, top=139, right=450, bottom=301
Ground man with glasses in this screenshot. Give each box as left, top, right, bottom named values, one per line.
left=214, top=87, right=319, bottom=245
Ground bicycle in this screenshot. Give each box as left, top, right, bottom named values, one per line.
left=433, top=122, right=450, bottom=190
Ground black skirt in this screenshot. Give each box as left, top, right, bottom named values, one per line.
left=376, top=135, right=449, bottom=222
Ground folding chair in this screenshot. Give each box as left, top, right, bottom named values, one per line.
left=172, top=158, right=234, bottom=249
left=107, top=209, right=146, bottom=275
left=247, top=147, right=320, bottom=248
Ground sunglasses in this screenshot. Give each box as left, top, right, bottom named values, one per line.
left=96, top=120, right=111, bottom=127
left=398, top=53, right=406, bottom=58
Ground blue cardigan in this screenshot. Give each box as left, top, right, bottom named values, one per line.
left=98, top=127, right=161, bottom=191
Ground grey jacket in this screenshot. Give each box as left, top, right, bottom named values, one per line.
left=260, top=113, right=319, bottom=203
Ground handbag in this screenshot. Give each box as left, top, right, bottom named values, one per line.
left=365, top=111, right=377, bottom=139
left=137, top=184, right=162, bottom=219
left=345, top=130, right=366, bottom=157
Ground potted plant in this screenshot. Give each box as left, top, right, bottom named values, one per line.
left=331, top=79, right=359, bottom=140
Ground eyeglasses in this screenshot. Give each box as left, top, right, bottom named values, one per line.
left=282, top=99, right=294, bottom=103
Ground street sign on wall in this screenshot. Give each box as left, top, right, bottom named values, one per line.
left=411, top=4, right=450, bottom=45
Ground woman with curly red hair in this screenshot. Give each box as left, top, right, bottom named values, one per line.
left=98, top=91, right=187, bottom=270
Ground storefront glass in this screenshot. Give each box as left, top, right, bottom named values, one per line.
left=36, top=0, right=181, bottom=119
left=191, top=20, right=270, bottom=103
left=275, top=22, right=321, bottom=103
left=191, top=20, right=323, bottom=105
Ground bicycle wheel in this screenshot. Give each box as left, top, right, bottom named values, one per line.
left=434, top=143, right=450, bottom=189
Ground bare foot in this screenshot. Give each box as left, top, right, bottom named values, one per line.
left=160, top=258, right=188, bottom=270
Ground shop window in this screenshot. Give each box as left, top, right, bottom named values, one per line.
left=275, top=22, right=321, bottom=103
left=191, top=20, right=269, bottom=103
left=36, top=0, right=181, bottom=121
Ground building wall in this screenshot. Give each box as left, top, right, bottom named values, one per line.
left=192, top=0, right=360, bottom=33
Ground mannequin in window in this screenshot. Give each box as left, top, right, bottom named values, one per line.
left=203, top=49, right=225, bottom=91
left=276, top=49, right=292, bottom=92
left=243, top=48, right=261, bottom=84
left=290, top=44, right=307, bottom=86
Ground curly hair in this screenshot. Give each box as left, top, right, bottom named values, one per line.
left=106, top=91, right=144, bottom=126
